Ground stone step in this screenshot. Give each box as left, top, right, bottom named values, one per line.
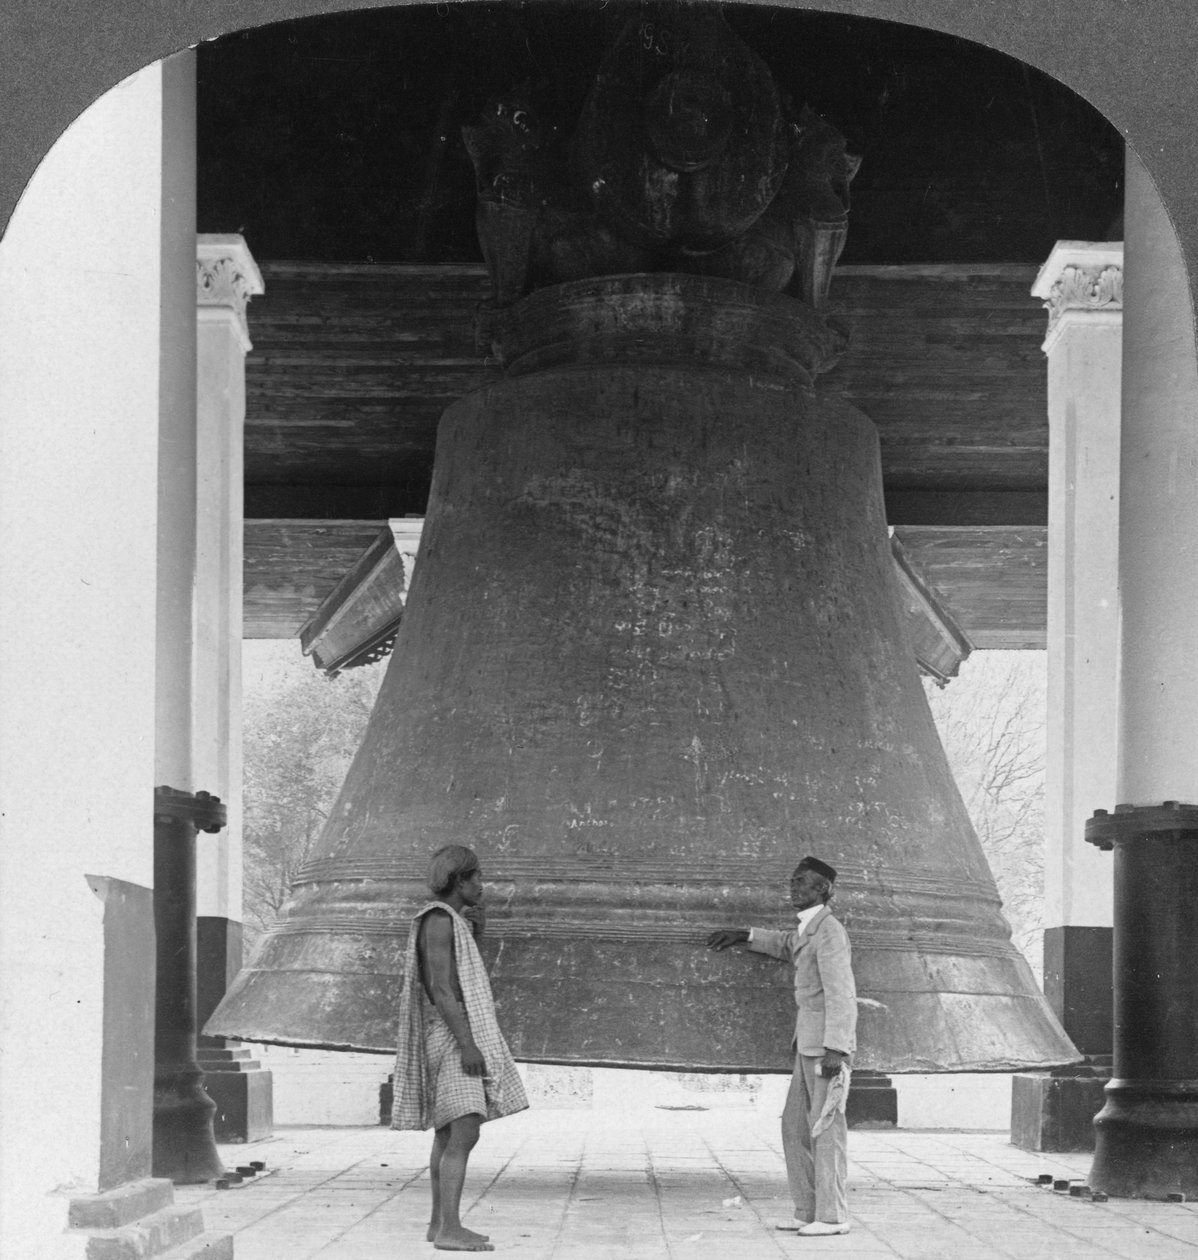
left=84, top=1203, right=204, bottom=1259
left=156, top=1232, right=234, bottom=1260
left=69, top=1179, right=176, bottom=1231
left=196, top=1047, right=254, bottom=1063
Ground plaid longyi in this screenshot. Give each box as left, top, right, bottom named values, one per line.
left=391, top=901, right=529, bottom=1131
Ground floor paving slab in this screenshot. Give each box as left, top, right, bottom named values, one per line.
left=177, top=1109, right=1198, bottom=1258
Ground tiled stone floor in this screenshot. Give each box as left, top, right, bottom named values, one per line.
left=180, top=1111, right=1198, bottom=1259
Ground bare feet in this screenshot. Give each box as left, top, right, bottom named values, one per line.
left=428, top=1222, right=490, bottom=1244
left=434, top=1225, right=494, bottom=1251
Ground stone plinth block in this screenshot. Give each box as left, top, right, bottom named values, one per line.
left=847, top=1071, right=897, bottom=1129
left=1012, top=1070, right=1108, bottom=1152
left=1043, top=926, right=1112, bottom=1057
left=204, top=1072, right=273, bottom=1144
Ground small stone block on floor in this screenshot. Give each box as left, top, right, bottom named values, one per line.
left=159, top=1233, right=234, bottom=1260
left=84, top=1204, right=205, bottom=1260
left=68, top=1177, right=177, bottom=1230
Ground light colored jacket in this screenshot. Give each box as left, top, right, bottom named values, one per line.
left=748, top=905, right=857, bottom=1056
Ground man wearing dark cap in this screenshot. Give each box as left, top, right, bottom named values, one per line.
left=706, top=855, right=857, bottom=1237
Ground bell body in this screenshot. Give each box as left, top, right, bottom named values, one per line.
left=210, top=276, right=1077, bottom=1073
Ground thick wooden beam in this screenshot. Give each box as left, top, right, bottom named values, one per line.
left=884, top=489, right=1047, bottom=527
left=244, top=520, right=383, bottom=638
left=243, top=262, right=1048, bottom=516
left=247, top=484, right=1049, bottom=528
left=893, top=526, right=1047, bottom=650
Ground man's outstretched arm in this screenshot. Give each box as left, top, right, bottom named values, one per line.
left=420, top=911, right=487, bottom=1077
left=707, top=927, right=796, bottom=959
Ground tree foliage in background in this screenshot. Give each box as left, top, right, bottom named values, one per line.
left=924, top=653, right=1047, bottom=976
left=242, top=649, right=385, bottom=944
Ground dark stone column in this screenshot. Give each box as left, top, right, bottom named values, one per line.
left=152, top=786, right=226, bottom=1183
left=1085, top=805, right=1198, bottom=1197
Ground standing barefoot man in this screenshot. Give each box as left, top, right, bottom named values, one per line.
left=392, top=845, right=528, bottom=1252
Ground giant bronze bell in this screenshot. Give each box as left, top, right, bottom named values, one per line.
left=209, top=11, right=1078, bottom=1074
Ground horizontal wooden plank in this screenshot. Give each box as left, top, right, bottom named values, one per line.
left=243, top=261, right=1050, bottom=502
left=884, top=490, right=1047, bottom=527
left=245, top=485, right=428, bottom=519
left=244, top=519, right=387, bottom=638
left=894, top=526, right=1047, bottom=650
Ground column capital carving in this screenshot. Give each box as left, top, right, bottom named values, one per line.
left=1032, top=240, right=1123, bottom=351
left=196, top=234, right=264, bottom=352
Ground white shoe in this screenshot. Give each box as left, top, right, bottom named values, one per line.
left=773, top=1218, right=813, bottom=1232
left=797, top=1220, right=851, bottom=1236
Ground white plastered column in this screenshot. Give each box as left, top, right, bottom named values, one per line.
left=1010, top=244, right=1122, bottom=1151
left=1115, top=162, right=1198, bottom=802
left=1084, top=146, right=1198, bottom=1201
left=194, top=236, right=263, bottom=924
left=0, top=58, right=186, bottom=1255
left=1032, top=243, right=1122, bottom=932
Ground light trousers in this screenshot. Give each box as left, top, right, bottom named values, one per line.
left=780, top=1051, right=848, bottom=1224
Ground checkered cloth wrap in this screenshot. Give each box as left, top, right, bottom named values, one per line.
left=390, top=901, right=529, bottom=1131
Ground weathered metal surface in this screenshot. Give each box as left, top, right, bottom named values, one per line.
left=267, top=518, right=982, bottom=683
left=493, top=272, right=846, bottom=379
left=574, top=10, right=787, bottom=253
left=212, top=275, right=1077, bottom=1074
left=245, top=517, right=1049, bottom=646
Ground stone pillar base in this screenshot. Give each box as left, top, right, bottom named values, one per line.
left=67, top=1176, right=232, bottom=1257
left=1086, top=804, right=1198, bottom=1196
left=1011, top=1061, right=1111, bottom=1152
left=847, top=1070, right=897, bottom=1128
left=1091, top=1078, right=1198, bottom=1199
left=197, top=1046, right=274, bottom=1143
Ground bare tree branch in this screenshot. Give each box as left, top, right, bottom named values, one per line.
left=925, top=652, right=1047, bottom=977
left=241, top=644, right=387, bottom=940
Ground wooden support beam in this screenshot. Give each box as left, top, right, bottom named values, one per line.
left=892, top=526, right=1047, bottom=650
